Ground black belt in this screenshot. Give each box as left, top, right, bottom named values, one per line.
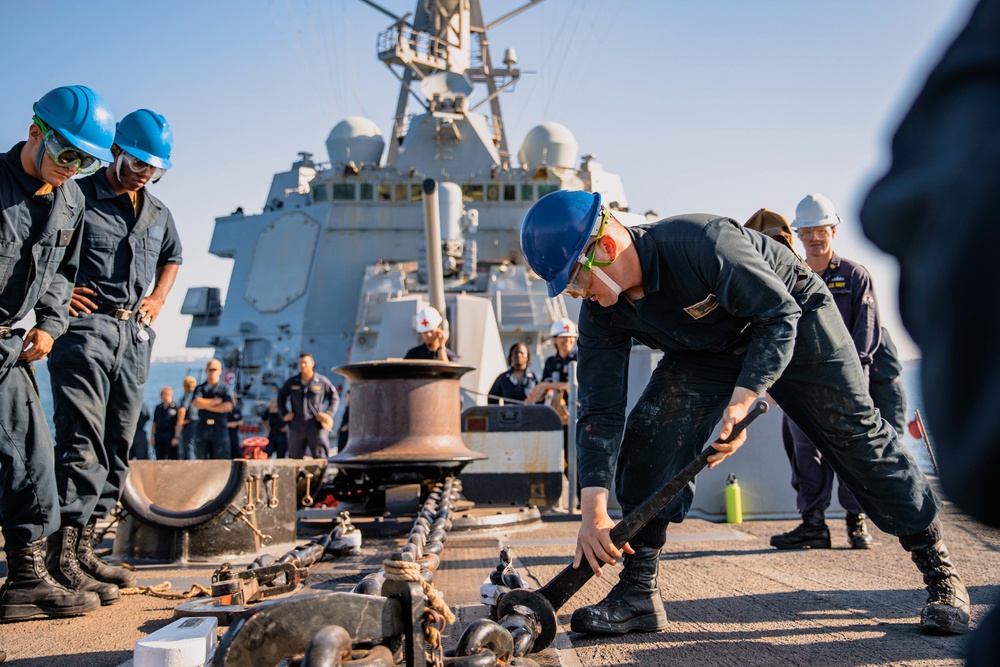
left=95, top=305, right=134, bottom=320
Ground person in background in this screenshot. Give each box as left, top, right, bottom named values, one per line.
left=859, top=1, right=999, bottom=658
left=488, top=342, right=538, bottom=405
left=337, top=390, right=351, bottom=452
left=131, top=403, right=151, bottom=461
left=150, top=386, right=179, bottom=460
left=227, top=397, right=244, bottom=458
left=404, top=306, right=457, bottom=361
left=519, top=189, right=969, bottom=637
left=278, top=353, right=339, bottom=458
left=192, top=359, right=236, bottom=459
left=1, top=85, right=115, bottom=621
left=48, top=108, right=181, bottom=596
left=264, top=388, right=288, bottom=458
left=176, top=375, right=198, bottom=460
left=529, top=318, right=579, bottom=472
left=770, top=194, right=881, bottom=552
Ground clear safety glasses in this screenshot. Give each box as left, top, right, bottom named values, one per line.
left=120, top=152, right=166, bottom=181
left=562, top=207, right=616, bottom=298
left=797, top=226, right=832, bottom=240
left=33, top=117, right=102, bottom=174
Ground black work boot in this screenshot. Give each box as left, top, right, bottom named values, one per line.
left=77, top=520, right=136, bottom=589
left=846, top=513, right=874, bottom=549
left=910, top=541, right=970, bottom=635
left=0, top=541, right=101, bottom=621
left=770, top=508, right=831, bottom=549
left=45, top=527, right=120, bottom=606
left=570, top=545, right=668, bottom=635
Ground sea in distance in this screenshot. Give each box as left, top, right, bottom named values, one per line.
left=31, top=358, right=936, bottom=475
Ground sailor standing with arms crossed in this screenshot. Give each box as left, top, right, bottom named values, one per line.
left=0, top=85, right=116, bottom=622
left=47, top=109, right=182, bottom=595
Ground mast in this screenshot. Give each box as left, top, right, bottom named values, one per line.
left=364, top=0, right=543, bottom=169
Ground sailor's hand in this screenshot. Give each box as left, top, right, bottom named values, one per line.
left=573, top=487, right=633, bottom=576
left=19, top=328, right=54, bottom=361
left=283, top=412, right=295, bottom=422
left=138, top=294, right=165, bottom=325
left=708, top=386, right=759, bottom=468
left=69, top=286, right=98, bottom=317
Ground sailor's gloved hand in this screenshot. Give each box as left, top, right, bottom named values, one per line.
left=574, top=487, right=634, bottom=576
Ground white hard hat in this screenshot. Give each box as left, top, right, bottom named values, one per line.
left=791, top=193, right=841, bottom=229
left=550, top=318, right=578, bottom=338
left=415, top=306, right=443, bottom=333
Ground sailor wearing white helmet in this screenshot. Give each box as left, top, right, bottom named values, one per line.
left=404, top=306, right=457, bottom=362
left=771, top=193, right=882, bottom=552
left=528, top=317, right=580, bottom=474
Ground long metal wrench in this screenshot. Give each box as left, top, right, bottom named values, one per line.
left=539, top=400, right=769, bottom=611
left=914, top=409, right=940, bottom=475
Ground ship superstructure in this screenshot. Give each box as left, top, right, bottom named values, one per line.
left=182, top=0, right=639, bottom=420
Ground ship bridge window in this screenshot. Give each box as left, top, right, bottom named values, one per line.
left=503, top=185, right=516, bottom=201
left=378, top=184, right=391, bottom=201
left=462, top=184, right=484, bottom=202
left=538, top=184, right=558, bottom=198
left=393, top=183, right=423, bottom=201
left=360, top=183, right=374, bottom=201
left=487, top=184, right=499, bottom=202
left=312, top=184, right=329, bottom=203
left=333, top=184, right=356, bottom=201
left=520, top=184, right=534, bottom=202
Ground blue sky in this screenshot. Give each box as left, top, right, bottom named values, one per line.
left=0, top=0, right=975, bottom=361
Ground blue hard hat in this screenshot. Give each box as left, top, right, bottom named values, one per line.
left=33, top=85, right=116, bottom=162
left=115, top=109, right=173, bottom=169
left=520, top=190, right=602, bottom=297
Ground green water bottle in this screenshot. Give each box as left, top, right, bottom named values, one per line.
left=725, top=473, right=743, bottom=524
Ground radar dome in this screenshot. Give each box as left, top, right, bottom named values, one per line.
left=326, top=117, right=385, bottom=165
left=518, top=122, right=578, bottom=169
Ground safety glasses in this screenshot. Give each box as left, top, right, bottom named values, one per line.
left=120, top=151, right=166, bottom=181
left=562, top=207, right=616, bottom=298
left=33, top=117, right=102, bottom=174
left=797, top=226, right=832, bottom=240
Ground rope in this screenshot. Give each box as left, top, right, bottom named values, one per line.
left=120, top=581, right=212, bottom=600
left=383, top=558, right=456, bottom=624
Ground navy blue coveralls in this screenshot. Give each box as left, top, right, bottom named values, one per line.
left=151, top=400, right=180, bottom=460
left=0, top=143, right=84, bottom=551
left=542, top=350, right=578, bottom=384
left=869, top=327, right=907, bottom=435
left=278, top=373, right=339, bottom=458
left=487, top=369, right=539, bottom=404
left=543, top=350, right=578, bottom=470
left=178, top=389, right=199, bottom=460
left=576, top=215, right=938, bottom=538
left=192, top=381, right=237, bottom=459
left=49, top=171, right=182, bottom=527
left=404, top=343, right=458, bottom=361
left=784, top=253, right=880, bottom=514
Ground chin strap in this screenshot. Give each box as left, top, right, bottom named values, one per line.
left=592, top=266, right=623, bottom=296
